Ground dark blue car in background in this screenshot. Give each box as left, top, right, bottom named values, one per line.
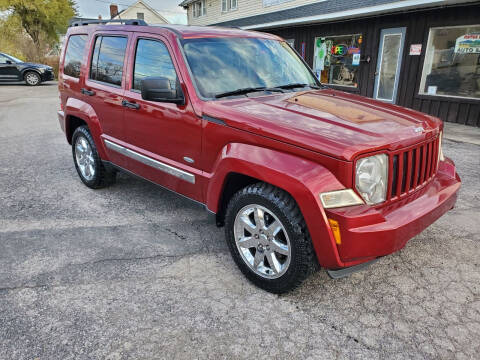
left=0, top=52, right=54, bottom=86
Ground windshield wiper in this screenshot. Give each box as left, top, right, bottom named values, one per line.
left=277, top=83, right=322, bottom=90
left=215, top=86, right=284, bottom=99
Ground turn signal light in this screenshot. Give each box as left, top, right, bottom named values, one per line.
left=328, top=219, right=342, bottom=245
left=320, top=189, right=364, bottom=209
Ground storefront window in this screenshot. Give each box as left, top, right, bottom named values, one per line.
left=420, top=25, right=480, bottom=99
left=313, top=34, right=362, bottom=88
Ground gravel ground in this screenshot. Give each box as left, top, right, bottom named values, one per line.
left=0, top=83, right=479, bottom=360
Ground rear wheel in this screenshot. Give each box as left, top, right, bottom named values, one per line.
left=72, top=126, right=116, bottom=189
left=24, top=71, right=41, bottom=86
left=225, top=183, right=317, bottom=293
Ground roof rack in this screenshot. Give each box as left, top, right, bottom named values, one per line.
left=70, top=19, right=147, bottom=27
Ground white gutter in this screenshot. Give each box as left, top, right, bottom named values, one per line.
left=241, top=0, right=457, bottom=30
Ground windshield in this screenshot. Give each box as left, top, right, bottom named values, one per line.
left=182, top=37, right=319, bottom=99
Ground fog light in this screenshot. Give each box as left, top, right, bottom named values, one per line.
left=328, top=219, right=341, bottom=245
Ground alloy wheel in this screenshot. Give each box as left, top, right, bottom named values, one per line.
left=75, top=136, right=96, bottom=181
left=234, top=204, right=291, bottom=279
left=25, top=72, right=40, bottom=85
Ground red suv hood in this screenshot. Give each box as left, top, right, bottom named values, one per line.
left=203, top=89, right=442, bottom=161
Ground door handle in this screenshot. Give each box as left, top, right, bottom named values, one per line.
left=81, top=88, right=95, bottom=96
left=122, top=100, right=140, bottom=110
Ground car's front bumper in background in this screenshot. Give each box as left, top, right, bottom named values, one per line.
left=326, top=158, right=460, bottom=264
left=41, top=70, right=55, bottom=81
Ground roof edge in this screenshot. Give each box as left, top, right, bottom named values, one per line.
left=211, top=0, right=475, bottom=30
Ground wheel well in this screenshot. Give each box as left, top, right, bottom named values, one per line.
left=66, top=116, right=87, bottom=144
left=23, top=69, right=41, bottom=78
left=216, top=173, right=260, bottom=227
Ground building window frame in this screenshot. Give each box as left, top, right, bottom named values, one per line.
left=313, top=33, right=363, bottom=89
left=192, top=0, right=206, bottom=18
left=222, top=0, right=237, bottom=12
left=136, top=12, right=144, bottom=20
left=419, top=24, right=480, bottom=101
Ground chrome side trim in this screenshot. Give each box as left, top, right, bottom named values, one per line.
left=104, top=139, right=195, bottom=184
left=105, top=140, right=129, bottom=157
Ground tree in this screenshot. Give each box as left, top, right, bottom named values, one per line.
left=0, top=0, right=77, bottom=60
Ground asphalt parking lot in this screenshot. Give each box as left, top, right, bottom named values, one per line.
left=0, top=83, right=479, bottom=360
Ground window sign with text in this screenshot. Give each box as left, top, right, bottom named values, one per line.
left=455, top=34, right=480, bottom=54
left=420, top=25, right=480, bottom=99
left=313, top=34, right=362, bottom=87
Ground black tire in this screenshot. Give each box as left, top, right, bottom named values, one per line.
left=225, top=182, right=318, bottom=294
left=72, top=126, right=116, bottom=189
left=24, top=71, right=41, bottom=86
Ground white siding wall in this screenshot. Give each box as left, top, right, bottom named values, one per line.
left=187, top=0, right=324, bottom=26
left=114, top=3, right=168, bottom=24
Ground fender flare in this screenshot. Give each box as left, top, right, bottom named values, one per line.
left=20, top=67, right=42, bottom=78
left=206, top=143, right=348, bottom=268
left=64, top=97, right=108, bottom=159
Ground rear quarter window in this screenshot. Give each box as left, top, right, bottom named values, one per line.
left=90, top=36, right=128, bottom=86
left=63, top=35, right=88, bottom=78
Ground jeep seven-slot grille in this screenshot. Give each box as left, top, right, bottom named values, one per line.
left=387, top=136, right=440, bottom=201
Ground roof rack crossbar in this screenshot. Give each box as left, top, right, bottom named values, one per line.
left=70, top=19, right=148, bottom=27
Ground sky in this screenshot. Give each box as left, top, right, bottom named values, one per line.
left=74, top=0, right=187, bottom=24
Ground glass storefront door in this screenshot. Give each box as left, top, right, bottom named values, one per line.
left=374, top=27, right=406, bottom=103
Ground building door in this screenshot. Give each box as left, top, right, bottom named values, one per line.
left=374, top=27, right=406, bottom=103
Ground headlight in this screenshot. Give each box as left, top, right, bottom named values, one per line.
left=355, top=154, right=388, bottom=204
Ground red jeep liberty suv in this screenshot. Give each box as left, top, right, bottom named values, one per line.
left=58, top=20, right=461, bottom=293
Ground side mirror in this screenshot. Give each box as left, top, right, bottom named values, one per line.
left=5, top=60, right=12, bottom=64
left=141, top=77, right=185, bottom=105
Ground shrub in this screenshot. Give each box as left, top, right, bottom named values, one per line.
left=43, top=56, right=60, bottom=79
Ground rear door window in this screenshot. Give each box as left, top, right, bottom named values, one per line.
left=90, top=36, right=128, bottom=86
left=132, top=38, right=177, bottom=91
left=63, top=35, right=88, bottom=78
left=0, top=54, right=11, bottom=64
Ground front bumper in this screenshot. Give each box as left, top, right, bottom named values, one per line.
left=57, top=110, right=65, bottom=134
left=326, top=158, right=460, bottom=264
left=41, top=70, right=55, bottom=81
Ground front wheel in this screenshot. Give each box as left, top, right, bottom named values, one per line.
left=224, top=183, right=317, bottom=293
left=24, top=71, right=41, bottom=86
